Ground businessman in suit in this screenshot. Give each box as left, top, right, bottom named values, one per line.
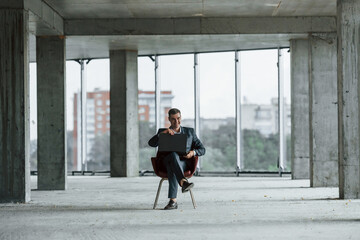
left=148, top=108, right=206, bottom=210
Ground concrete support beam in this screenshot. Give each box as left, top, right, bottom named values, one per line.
left=0, top=9, right=30, bottom=203
left=309, top=33, right=338, bottom=187
left=0, top=0, right=64, bottom=35
left=27, top=2, right=64, bottom=36
left=37, top=36, right=67, bottom=190
left=290, top=39, right=310, bottom=179
left=65, top=17, right=336, bottom=36
left=110, top=50, right=139, bottom=177
left=337, top=0, right=360, bottom=199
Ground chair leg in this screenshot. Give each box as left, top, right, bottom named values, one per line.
left=189, top=189, right=197, bottom=209
left=153, top=178, right=166, bottom=209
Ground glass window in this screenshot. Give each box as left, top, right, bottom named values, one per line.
left=86, top=59, right=110, bottom=171
left=283, top=48, right=291, bottom=171
left=199, top=52, right=235, bottom=171
left=240, top=49, right=279, bottom=171
left=66, top=61, right=81, bottom=172
left=160, top=54, right=194, bottom=128
left=138, top=57, right=156, bottom=170
left=139, top=107, right=146, bottom=114
left=29, top=63, right=38, bottom=171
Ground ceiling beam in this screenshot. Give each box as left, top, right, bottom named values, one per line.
left=26, top=0, right=64, bottom=35
left=65, top=17, right=336, bottom=36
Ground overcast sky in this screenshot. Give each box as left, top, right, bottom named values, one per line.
left=29, top=49, right=290, bottom=140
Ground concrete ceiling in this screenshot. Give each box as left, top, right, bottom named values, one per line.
left=43, top=0, right=336, bottom=18
left=29, top=33, right=308, bottom=61
left=29, top=0, right=336, bottom=60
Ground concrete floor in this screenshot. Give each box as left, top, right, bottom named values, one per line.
left=1, top=176, right=360, bottom=240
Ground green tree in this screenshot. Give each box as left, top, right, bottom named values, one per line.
left=29, top=130, right=75, bottom=172
left=88, top=132, right=110, bottom=171
left=198, top=124, right=282, bottom=171
left=30, top=139, right=37, bottom=171
left=140, top=147, right=156, bottom=170
left=67, top=130, right=74, bottom=172
left=139, top=121, right=155, bottom=148
left=242, top=129, right=279, bottom=171
left=139, top=121, right=157, bottom=170
left=200, top=123, right=237, bottom=171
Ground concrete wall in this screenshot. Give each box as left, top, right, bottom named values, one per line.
left=0, top=9, right=30, bottom=203
left=290, top=39, right=310, bottom=179
left=110, top=50, right=139, bottom=177
left=37, top=36, right=67, bottom=190
left=337, top=0, right=360, bottom=199
left=309, top=33, right=338, bottom=187
left=65, top=17, right=336, bottom=36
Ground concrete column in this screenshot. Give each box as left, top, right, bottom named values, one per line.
left=309, top=33, right=338, bottom=187
left=0, top=9, right=30, bottom=203
left=290, top=39, right=310, bottom=179
left=110, top=50, right=139, bottom=177
left=337, top=0, right=360, bottom=199
left=37, top=36, right=67, bottom=190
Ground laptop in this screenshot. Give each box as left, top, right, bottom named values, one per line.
left=158, top=134, right=187, bottom=155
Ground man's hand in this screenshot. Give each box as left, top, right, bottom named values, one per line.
left=183, top=150, right=195, bottom=159
left=161, top=128, right=174, bottom=135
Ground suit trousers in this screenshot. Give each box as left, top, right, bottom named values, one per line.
left=162, top=152, right=190, bottom=198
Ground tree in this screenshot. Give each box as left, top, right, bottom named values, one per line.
left=139, top=121, right=157, bottom=170
left=198, top=124, right=282, bottom=171
left=29, top=130, right=76, bottom=172
left=30, top=139, right=37, bottom=171
left=67, top=130, right=74, bottom=171
left=88, top=132, right=110, bottom=171
left=242, top=129, right=279, bottom=171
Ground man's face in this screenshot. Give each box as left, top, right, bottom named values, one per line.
left=169, top=113, right=181, bottom=129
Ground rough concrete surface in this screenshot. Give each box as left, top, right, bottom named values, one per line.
left=0, top=9, right=31, bottom=203
left=36, top=36, right=66, bottom=190
left=309, top=33, right=338, bottom=187
left=337, top=0, right=360, bottom=199
left=1, top=176, right=360, bottom=240
left=290, top=39, right=310, bottom=180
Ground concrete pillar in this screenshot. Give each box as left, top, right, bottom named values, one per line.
left=110, top=50, right=139, bottom=177
left=290, top=39, right=310, bottom=179
left=0, top=9, right=30, bottom=203
left=37, top=36, right=67, bottom=190
left=309, top=33, right=338, bottom=187
left=337, top=0, right=360, bottom=199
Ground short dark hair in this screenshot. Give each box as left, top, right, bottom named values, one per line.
left=168, top=108, right=181, bottom=117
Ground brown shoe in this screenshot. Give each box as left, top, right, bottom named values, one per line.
left=164, top=200, right=178, bottom=210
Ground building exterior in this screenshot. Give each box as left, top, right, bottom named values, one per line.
left=241, top=98, right=291, bottom=136
left=73, top=90, right=173, bottom=170
left=181, top=98, right=291, bottom=136
left=138, top=90, right=174, bottom=128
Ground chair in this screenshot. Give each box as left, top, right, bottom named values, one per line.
left=151, top=155, right=198, bottom=209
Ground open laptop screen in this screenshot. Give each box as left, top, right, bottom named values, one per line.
left=158, top=134, right=187, bottom=155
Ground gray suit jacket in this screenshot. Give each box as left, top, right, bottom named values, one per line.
left=148, top=126, right=206, bottom=156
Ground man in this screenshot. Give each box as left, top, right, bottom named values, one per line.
left=148, top=108, right=206, bottom=210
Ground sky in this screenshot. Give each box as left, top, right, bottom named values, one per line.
left=29, top=49, right=290, bottom=140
